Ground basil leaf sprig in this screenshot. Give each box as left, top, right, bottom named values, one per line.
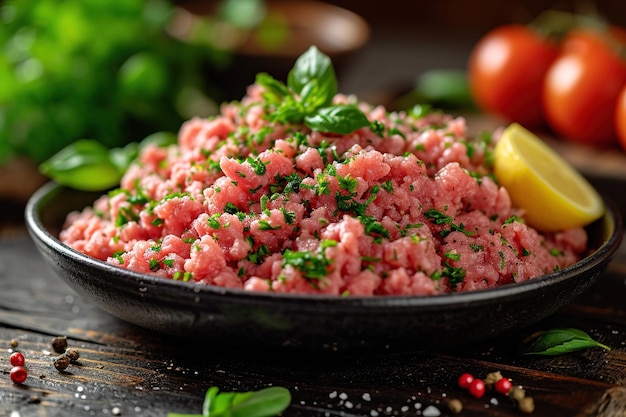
left=40, top=131, right=177, bottom=191
left=524, top=328, right=611, bottom=356
left=39, top=140, right=137, bottom=192
left=167, top=386, right=292, bottom=417
left=256, top=45, right=371, bottom=134
left=304, top=105, right=372, bottom=135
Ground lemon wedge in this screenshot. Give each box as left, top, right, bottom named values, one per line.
left=493, top=123, right=604, bottom=232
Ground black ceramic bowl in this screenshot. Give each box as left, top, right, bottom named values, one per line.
left=26, top=182, right=623, bottom=351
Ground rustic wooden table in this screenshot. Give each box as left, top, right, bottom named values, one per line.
left=0, top=172, right=625, bottom=417
left=2, top=27, right=626, bottom=417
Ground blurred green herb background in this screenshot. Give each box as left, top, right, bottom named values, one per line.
left=0, top=0, right=229, bottom=167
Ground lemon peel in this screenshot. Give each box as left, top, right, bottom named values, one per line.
left=493, top=123, right=604, bottom=232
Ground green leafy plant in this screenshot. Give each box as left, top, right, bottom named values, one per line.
left=167, top=386, right=291, bottom=417
left=0, top=0, right=221, bottom=166
left=256, top=45, right=371, bottom=134
left=40, top=131, right=176, bottom=191
left=524, top=328, right=611, bottom=356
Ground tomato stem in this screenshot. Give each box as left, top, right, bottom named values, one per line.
left=528, top=9, right=607, bottom=40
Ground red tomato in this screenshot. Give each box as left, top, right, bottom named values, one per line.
left=615, top=84, right=626, bottom=150
left=543, top=28, right=626, bottom=146
left=468, top=24, right=559, bottom=127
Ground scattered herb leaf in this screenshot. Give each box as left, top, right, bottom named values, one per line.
left=282, top=248, right=332, bottom=281
left=524, top=328, right=611, bottom=356
left=167, top=385, right=291, bottom=417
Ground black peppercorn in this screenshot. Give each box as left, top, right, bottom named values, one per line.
left=51, top=336, right=68, bottom=354
left=53, top=355, right=70, bottom=372
left=65, top=348, right=80, bottom=362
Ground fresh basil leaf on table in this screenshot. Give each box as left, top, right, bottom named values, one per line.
left=524, top=328, right=611, bottom=356
left=167, top=386, right=291, bottom=417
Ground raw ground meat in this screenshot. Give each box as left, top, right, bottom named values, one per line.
left=60, top=83, right=587, bottom=296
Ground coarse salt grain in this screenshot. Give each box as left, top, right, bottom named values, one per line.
left=422, top=405, right=441, bottom=417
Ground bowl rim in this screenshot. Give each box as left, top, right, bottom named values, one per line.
left=25, top=181, right=623, bottom=310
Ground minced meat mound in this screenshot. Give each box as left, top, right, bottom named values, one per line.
left=60, top=83, right=587, bottom=296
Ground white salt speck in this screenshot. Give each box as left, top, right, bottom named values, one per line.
left=362, top=393, right=371, bottom=401
left=81, top=394, right=87, bottom=400
left=370, top=410, right=379, bottom=417
left=134, top=407, right=141, bottom=412
left=415, top=403, right=422, bottom=409
left=422, top=405, right=441, bottom=417
left=345, top=401, right=353, bottom=409
left=111, top=407, right=122, bottom=416
left=77, top=386, right=84, bottom=392
left=329, top=391, right=338, bottom=399
left=490, top=397, right=499, bottom=406
left=401, top=405, right=409, bottom=412
left=10, top=411, right=21, bottom=417
left=339, top=392, right=348, bottom=400
left=385, top=406, right=393, bottom=413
